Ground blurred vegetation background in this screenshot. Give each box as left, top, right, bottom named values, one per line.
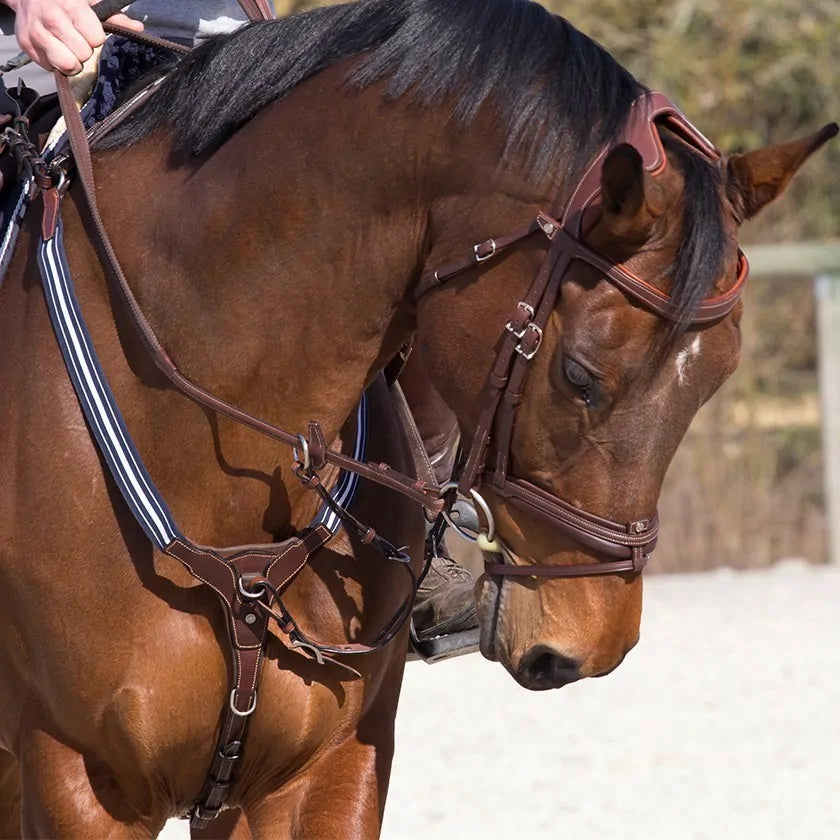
left=277, top=0, right=838, bottom=571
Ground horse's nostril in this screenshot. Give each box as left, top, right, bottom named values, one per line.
left=517, top=645, right=581, bottom=690
left=529, top=651, right=562, bottom=681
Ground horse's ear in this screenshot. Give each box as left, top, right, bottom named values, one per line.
left=726, top=123, right=838, bottom=223
left=600, top=143, right=665, bottom=242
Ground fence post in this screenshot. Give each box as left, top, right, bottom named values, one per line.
left=815, top=273, right=840, bottom=565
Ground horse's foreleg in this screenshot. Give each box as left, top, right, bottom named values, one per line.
left=245, top=734, right=393, bottom=840
left=17, top=729, right=163, bottom=839
left=0, top=749, right=22, bottom=839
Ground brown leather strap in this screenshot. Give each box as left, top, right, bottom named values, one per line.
left=85, top=77, right=167, bottom=148
left=491, top=477, right=658, bottom=558
left=101, top=23, right=190, bottom=54
left=237, top=0, right=276, bottom=22
left=422, top=90, right=739, bottom=579
left=456, top=228, right=572, bottom=496
left=578, top=242, right=750, bottom=325
left=481, top=477, right=656, bottom=578
left=390, top=381, right=440, bottom=493
left=419, top=91, right=746, bottom=326
left=484, top=556, right=648, bottom=577
left=489, top=232, right=576, bottom=485
left=415, top=218, right=544, bottom=300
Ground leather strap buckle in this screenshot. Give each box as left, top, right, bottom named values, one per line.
left=474, top=238, right=497, bottom=262
left=229, top=690, right=257, bottom=717
left=218, top=740, right=243, bottom=760
left=505, top=301, right=535, bottom=338
left=515, top=323, right=543, bottom=360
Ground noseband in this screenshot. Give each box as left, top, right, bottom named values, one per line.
left=418, top=91, right=749, bottom=579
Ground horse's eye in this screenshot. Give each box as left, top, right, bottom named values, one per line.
left=563, top=357, right=594, bottom=404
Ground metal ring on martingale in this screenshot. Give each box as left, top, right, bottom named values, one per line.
left=292, top=433, right=311, bottom=472
left=439, top=482, right=496, bottom=544
left=229, top=689, right=258, bottom=717
left=237, top=576, right=266, bottom=600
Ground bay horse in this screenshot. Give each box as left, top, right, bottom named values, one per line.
left=0, top=0, right=834, bottom=837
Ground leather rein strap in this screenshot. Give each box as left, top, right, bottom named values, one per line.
left=419, top=91, right=749, bottom=579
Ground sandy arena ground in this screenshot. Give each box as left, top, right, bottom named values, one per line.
left=158, top=561, right=839, bottom=839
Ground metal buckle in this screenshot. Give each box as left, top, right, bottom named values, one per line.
left=237, top=576, right=266, bottom=600
left=515, top=323, right=543, bottom=360
left=474, top=239, right=497, bottom=262
left=218, top=740, right=243, bottom=760
left=505, top=301, right=535, bottom=338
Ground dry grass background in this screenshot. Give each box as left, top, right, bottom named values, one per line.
left=278, top=0, right=836, bottom=570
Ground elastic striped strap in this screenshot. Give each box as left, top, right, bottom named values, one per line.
left=315, top=395, right=368, bottom=532
left=0, top=177, right=32, bottom=288
left=38, top=218, right=181, bottom=549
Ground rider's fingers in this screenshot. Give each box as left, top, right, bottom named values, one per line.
left=29, top=30, right=85, bottom=75
left=21, top=43, right=57, bottom=74
left=38, top=18, right=95, bottom=65
left=70, top=3, right=107, bottom=49
left=106, top=13, right=145, bottom=32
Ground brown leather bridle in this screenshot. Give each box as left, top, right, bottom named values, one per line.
left=417, top=91, right=749, bottom=579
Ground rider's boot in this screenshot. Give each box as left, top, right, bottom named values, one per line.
left=397, top=351, right=480, bottom=662
left=410, top=537, right=479, bottom=662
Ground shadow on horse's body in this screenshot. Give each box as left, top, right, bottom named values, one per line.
left=0, top=1, right=833, bottom=836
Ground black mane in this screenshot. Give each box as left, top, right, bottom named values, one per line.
left=99, top=0, right=726, bottom=330
left=99, top=0, right=642, bottom=179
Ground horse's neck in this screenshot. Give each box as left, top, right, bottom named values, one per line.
left=90, top=70, right=558, bottom=463
left=92, top=72, right=428, bottom=447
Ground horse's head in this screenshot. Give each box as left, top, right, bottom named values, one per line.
left=418, top=111, right=836, bottom=690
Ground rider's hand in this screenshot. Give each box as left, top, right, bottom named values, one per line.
left=6, top=0, right=144, bottom=75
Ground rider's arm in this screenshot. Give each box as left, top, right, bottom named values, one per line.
left=1, top=0, right=143, bottom=74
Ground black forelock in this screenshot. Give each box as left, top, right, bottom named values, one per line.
left=659, top=133, right=729, bottom=334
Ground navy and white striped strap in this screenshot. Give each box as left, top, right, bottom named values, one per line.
left=38, top=217, right=181, bottom=549
left=315, top=394, right=368, bottom=532
left=0, top=177, right=32, bottom=288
